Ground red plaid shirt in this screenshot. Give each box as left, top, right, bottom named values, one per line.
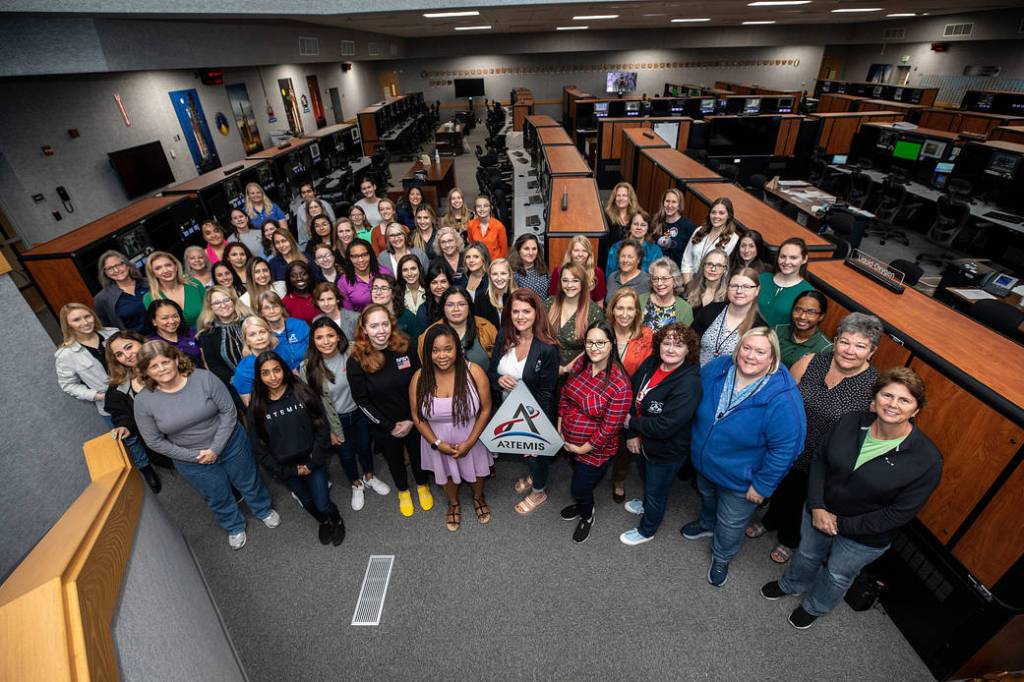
left=558, top=359, right=633, bottom=466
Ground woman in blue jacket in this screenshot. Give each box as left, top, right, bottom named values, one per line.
left=685, top=326, right=806, bottom=587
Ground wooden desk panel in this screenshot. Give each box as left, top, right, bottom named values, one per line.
left=815, top=299, right=911, bottom=371
left=686, top=184, right=834, bottom=257
left=525, top=115, right=559, bottom=128
left=812, top=112, right=905, bottom=155
left=164, top=159, right=263, bottom=193
left=864, top=122, right=961, bottom=142
left=545, top=145, right=591, bottom=175
left=989, top=125, right=1024, bottom=144
left=538, top=127, right=573, bottom=146
left=403, top=159, right=455, bottom=199
left=637, top=148, right=723, bottom=214
left=919, top=109, right=1024, bottom=136
left=818, top=94, right=866, bottom=113
left=546, top=177, right=605, bottom=269
left=246, top=137, right=314, bottom=160
left=952, top=455, right=1024, bottom=589
left=621, top=127, right=669, bottom=187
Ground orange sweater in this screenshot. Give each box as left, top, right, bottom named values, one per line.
left=467, top=217, right=509, bottom=259
left=622, top=327, right=654, bottom=377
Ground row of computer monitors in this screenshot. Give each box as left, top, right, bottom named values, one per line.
left=871, top=130, right=1020, bottom=181
left=582, top=95, right=794, bottom=122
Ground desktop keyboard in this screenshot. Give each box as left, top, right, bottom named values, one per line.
left=984, top=211, right=1024, bottom=224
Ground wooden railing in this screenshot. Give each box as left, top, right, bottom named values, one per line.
left=0, top=435, right=144, bottom=681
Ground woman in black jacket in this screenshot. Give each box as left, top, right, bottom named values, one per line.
left=196, top=286, right=251, bottom=404
left=486, top=288, right=560, bottom=515
left=247, top=351, right=345, bottom=546
left=619, top=322, right=703, bottom=545
left=761, top=367, right=943, bottom=629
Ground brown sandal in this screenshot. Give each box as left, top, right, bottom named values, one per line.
left=473, top=496, right=492, bottom=524
left=514, top=491, right=547, bottom=516
left=513, top=476, right=533, bottom=495
left=446, top=503, right=461, bottom=532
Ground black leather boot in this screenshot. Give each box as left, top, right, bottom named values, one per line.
left=318, top=521, right=333, bottom=545
left=140, top=465, right=161, bottom=493
left=331, top=517, right=346, bottom=546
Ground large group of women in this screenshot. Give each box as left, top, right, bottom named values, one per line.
left=56, top=176, right=942, bottom=629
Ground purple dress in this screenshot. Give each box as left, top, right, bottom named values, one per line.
left=420, top=386, right=493, bottom=485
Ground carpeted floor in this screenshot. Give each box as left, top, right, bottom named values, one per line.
left=154, top=452, right=934, bottom=682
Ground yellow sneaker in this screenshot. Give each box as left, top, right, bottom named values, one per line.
left=398, top=490, right=414, bottom=517
left=416, top=484, right=434, bottom=511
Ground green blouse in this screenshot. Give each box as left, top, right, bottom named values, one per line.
left=142, top=280, right=206, bottom=330
left=545, top=298, right=605, bottom=366
left=758, top=272, right=814, bottom=329
left=776, top=324, right=834, bottom=368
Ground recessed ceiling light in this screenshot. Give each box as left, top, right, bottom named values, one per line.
left=573, top=14, right=618, bottom=20
left=643, top=13, right=667, bottom=16
left=748, top=1, right=811, bottom=5
left=423, top=10, right=480, bottom=18
left=742, top=20, right=777, bottom=24
left=831, top=7, right=883, bottom=12
left=886, top=12, right=916, bottom=16
left=671, top=17, right=711, bottom=23
left=557, top=25, right=589, bottom=30
left=454, top=24, right=491, bottom=30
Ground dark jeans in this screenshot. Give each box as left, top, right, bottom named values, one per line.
left=375, top=427, right=427, bottom=492
left=570, top=459, right=610, bottom=520
left=761, top=468, right=808, bottom=549
left=638, top=458, right=684, bottom=538
left=780, top=507, right=890, bottom=617
left=173, top=425, right=272, bottom=534
left=528, top=455, right=553, bottom=492
left=696, top=473, right=760, bottom=564
left=335, top=409, right=374, bottom=482
left=610, top=437, right=633, bottom=486
left=285, top=466, right=340, bottom=524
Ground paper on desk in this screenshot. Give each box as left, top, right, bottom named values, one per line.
left=1014, top=284, right=1024, bottom=296
left=778, top=180, right=810, bottom=187
left=949, top=288, right=997, bottom=300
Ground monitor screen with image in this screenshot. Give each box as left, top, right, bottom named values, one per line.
left=892, top=139, right=923, bottom=161
left=606, top=71, right=638, bottom=93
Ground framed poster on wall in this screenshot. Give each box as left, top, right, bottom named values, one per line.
left=225, top=82, right=263, bottom=154
left=168, top=88, right=221, bottom=174
left=278, top=78, right=304, bottom=136
left=306, top=75, right=327, bottom=129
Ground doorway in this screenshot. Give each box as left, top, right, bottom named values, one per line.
left=306, top=75, right=327, bottom=129
left=817, top=55, right=842, bottom=81
left=379, top=70, right=400, bottom=99
left=328, top=87, right=344, bottom=124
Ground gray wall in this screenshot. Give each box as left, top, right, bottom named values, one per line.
left=0, top=272, right=96, bottom=581
left=832, top=40, right=1024, bottom=87
left=0, top=59, right=383, bottom=247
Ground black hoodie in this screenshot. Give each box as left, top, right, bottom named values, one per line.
left=247, top=388, right=331, bottom=481
left=623, top=356, right=703, bottom=465
left=807, top=411, right=943, bottom=547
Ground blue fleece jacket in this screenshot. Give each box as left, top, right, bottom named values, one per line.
left=690, top=355, right=807, bottom=497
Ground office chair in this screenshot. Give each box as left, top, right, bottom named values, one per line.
left=717, top=164, right=740, bottom=184
left=889, top=258, right=924, bottom=287
left=780, top=202, right=800, bottom=221
left=822, top=206, right=863, bottom=251
left=866, top=176, right=922, bottom=246
left=745, top=173, right=767, bottom=201
left=968, top=300, right=1024, bottom=343
left=947, top=178, right=973, bottom=204
left=685, top=149, right=709, bottom=164
left=847, top=168, right=874, bottom=209
left=916, top=195, right=971, bottom=267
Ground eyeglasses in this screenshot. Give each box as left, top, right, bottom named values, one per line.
left=104, top=262, right=128, bottom=273
left=704, top=262, right=727, bottom=271
left=315, top=253, right=333, bottom=261
left=585, top=340, right=609, bottom=349
left=350, top=252, right=370, bottom=259
left=445, top=301, right=468, bottom=309
left=792, top=306, right=822, bottom=316
left=728, top=284, right=758, bottom=291
left=370, top=285, right=392, bottom=293
left=211, top=299, right=233, bottom=307
left=650, top=276, right=674, bottom=284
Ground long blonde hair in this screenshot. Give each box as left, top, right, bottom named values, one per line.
left=604, top=182, right=640, bottom=227
left=196, top=285, right=254, bottom=335
left=271, top=228, right=307, bottom=265
left=547, top=263, right=592, bottom=343
left=486, top=258, right=517, bottom=310
left=244, top=182, right=268, bottom=219
left=560, top=236, right=597, bottom=292
left=144, top=251, right=189, bottom=296
left=58, top=302, right=102, bottom=347
left=240, top=316, right=280, bottom=356
left=652, top=188, right=685, bottom=241
left=605, top=287, right=644, bottom=340
left=439, top=187, right=471, bottom=232
left=728, top=267, right=764, bottom=337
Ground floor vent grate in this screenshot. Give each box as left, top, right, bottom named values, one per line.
left=351, top=555, right=394, bottom=626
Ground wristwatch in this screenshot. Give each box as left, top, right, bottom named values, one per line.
left=430, top=438, right=442, bottom=451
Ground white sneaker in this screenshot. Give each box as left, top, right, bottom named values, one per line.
left=364, top=476, right=391, bottom=496
left=351, top=484, right=365, bottom=511
left=228, top=531, right=247, bottom=550
left=624, top=499, right=645, bottom=515
left=261, top=509, right=281, bottom=528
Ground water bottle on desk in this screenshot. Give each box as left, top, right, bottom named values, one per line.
left=434, top=147, right=441, bottom=166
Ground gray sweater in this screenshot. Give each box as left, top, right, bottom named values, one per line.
left=133, top=369, right=238, bottom=463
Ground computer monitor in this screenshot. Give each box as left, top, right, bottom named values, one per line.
left=976, top=93, right=995, bottom=111
left=892, top=140, right=923, bottom=161
left=894, top=88, right=904, bottom=101
left=933, top=162, right=955, bottom=174
left=985, top=151, right=1021, bottom=179
left=949, top=146, right=961, bottom=161
left=921, top=140, right=947, bottom=160
left=876, top=130, right=899, bottom=150
left=625, top=101, right=641, bottom=117
left=309, top=142, right=321, bottom=165
left=832, top=154, right=849, bottom=165
left=606, top=71, right=638, bottom=94
left=777, top=97, right=794, bottom=113
left=700, top=98, right=716, bottom=114
left=669, top=99, right=685, bottom=114
left=743, top=98, right=761, bottom=114
left=593, top=102, right=609, bottom=118
left=651, top=98, right=671, bottom=115
left=872, top=86, right=883, bottom=98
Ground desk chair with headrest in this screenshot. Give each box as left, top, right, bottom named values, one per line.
left=916, top=194, right=972, bottom=267
left=745, top=173, right=767, bottom=201
left=867, top=175, right=923, bottom=246
left=846, top=161, right=874, bottom=209
left=717, top=164, right=740, bottom=183
left=968, top=299, right=1024, bottom=344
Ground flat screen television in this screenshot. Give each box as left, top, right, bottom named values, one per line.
left=606, top=71, right=638, bottom=94
left=454, top=78, right=485, bottom=97
left=107, top=141, right=175, bottom=199
left=707, top=117, right=778, bottom=156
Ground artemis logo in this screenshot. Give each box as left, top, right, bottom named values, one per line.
left=493, top=403, right=549, bottom=444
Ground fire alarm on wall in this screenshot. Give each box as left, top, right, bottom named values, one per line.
left=930, top=42, right=948, bottom=52
left=342, top=62, right=353, bottom=72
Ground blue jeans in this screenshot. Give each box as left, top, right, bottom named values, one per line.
left=637, top=458, right=684, bottom=538
left=335, top=409, right=374, bottom=482
left=696, top=474, right=759, bottom=564
left=173, top=425, right=273, bottom=534
left=570, top=459, right=610, bottom=520
left=285, top=466, right=340, bottom=524
left=102, top=415, right=150, bottom=469
left=779, top=507, right=890, bottom=617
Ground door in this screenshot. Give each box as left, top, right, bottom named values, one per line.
left=817, top=55, right=842, bottom=81
left=306, top=75, right=327, bottom=129
left=328, top=87, right=344, bottom=124
left=379, top=70, right=399, bottom=99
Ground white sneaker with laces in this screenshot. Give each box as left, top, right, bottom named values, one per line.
left=364, top=476, right=391, bottom=496
left=351, top=484, right=365, bottom=511
left=261, top=509, right=281, bottom=528
left=624, top=499, right=644, bottom=515
left=228, top=531, right=247, bottom=550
